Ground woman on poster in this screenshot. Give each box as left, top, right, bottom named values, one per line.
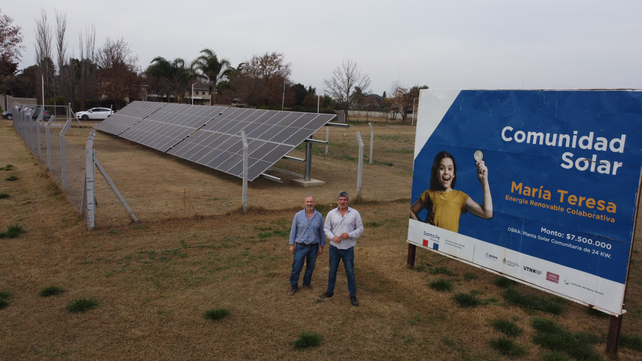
left=410, top=151, right=493, bottom=233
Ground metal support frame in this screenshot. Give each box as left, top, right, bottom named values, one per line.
left=36, top=113, right=43, bottom=161
left=303, top=138, right=328, bottom=145
left=325, top=127, right=329, bottom=156
left=25, top=109, right=33, bottom=152
left=94, top=155, right=138, bottom=223
left=45, top=115, right=56, bottom=170
left=356, top=132, right=364, bottom=198
left=84, top=130, right=96, bottom=230
left=282, top=155, right=305, bottom=163
left=241, top=131, right=248, bottom=213
left=325, top=122, right=350, bottom=128
left=293, top=137, right=329, bottom=182
left=368, top=122, right=374, bottom=165
left=60, top=118, right=72, bottom=189
left=69, top=103, right=84, bottom=128
left=259, top=173, right=283, bottom=183
left=305, top=141, right=313, bottom=181
left=268, top=167, right=303, bottom=178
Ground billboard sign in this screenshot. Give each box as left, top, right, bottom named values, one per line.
left=407, top=90, right=642, bottom=315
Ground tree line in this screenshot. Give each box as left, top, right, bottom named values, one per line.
left=0, top=8, right=426, bottom=123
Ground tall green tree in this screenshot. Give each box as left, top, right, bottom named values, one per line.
left=191, top=48, right=229, bottom=105
left=146, top=57, right=191, bottom=103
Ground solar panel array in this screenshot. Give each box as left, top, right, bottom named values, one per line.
left=95, top=101, right=336, bottom=181
left=120, top=104, right=228, bottom=152
left=94, top=101, right=165, bottom=136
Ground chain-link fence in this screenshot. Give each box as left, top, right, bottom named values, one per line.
left=88, top=120, right=414, bottom=226
left=11, top=102, right=86, bottom=213
left=11, top=103, right=415, bottom=228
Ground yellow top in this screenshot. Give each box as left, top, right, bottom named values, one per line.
left=420, top=189, right=469, bottom=233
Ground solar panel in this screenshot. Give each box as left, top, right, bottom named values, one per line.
left=119, top=104, right=227, bottom=152
left=96, top=101, right=335, bottom=181
left=94, top=101, right=165, bottom=135
left=168, top=108, right=335, bottom=180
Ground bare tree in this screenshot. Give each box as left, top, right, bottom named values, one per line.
left=54, top=10, right=71, bottom=109
left=323, top=59, right=371, bottom=122
left=54, top=10, right=67, bottom=74
left=96, top=37, right=141, bottom=108
left=77, top=25, right=97, bottom=108
left=34, top=9, right=54, bottom=104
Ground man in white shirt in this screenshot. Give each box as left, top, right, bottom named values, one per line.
left=319, top=191, right=364, bottom=306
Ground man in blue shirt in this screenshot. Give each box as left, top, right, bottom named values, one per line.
left=319, top=191, right=364, bottom=306
left=288, top=195, right=325, bottom=296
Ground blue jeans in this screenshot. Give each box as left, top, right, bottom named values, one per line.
left=290, top=243, right=319, bottom=289
left=327, top=245, right=356, bottom=296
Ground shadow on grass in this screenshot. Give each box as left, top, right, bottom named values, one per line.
left=531, top=317, right=602, bottom=361
left=503, top=287, right=564, bottom=315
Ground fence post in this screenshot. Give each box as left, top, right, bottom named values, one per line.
left=45, top=116, right=55, bottom=170
left=36, top=117, right=43, bottom=162
left=241, top=131, right=248, bottom=213
left=356, top=132, right=363, bottom=198
left=85, top=130, right=96, bottom=230
left=407, top=244, right=417, bottom=268
left=94, top=153, right=138, bottom=223
left=606, top=315, right=623, bottom=355
left=60, top=117, right=72, bottom=189
left=325, top=127, right=329, bottom=156
left=25, top=108, right=33, bottom=153
left=368, top=122, right=374, bottom=165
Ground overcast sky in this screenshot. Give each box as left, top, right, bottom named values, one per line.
left=4, top=1, right=642, bottom=95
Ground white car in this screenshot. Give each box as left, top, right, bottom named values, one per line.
left=75, top=107, right=115, bottom=120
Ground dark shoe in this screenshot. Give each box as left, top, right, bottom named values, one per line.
left=350, top=295, right=359, bottom=306
left=288, top=287, right=297, bottom=296
left=319, top=291, right=334, bottom=299
left=302, top=284, right=314, bottom=291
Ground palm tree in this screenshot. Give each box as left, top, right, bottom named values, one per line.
left=146, top=57, right=191, bottom=103
left=191, top=49, right=230, bottom=105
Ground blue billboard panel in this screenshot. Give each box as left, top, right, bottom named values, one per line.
left=407, top=90, right=642, bottom=315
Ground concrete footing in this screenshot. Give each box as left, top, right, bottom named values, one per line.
left=291, top=178, right=326, bottom=187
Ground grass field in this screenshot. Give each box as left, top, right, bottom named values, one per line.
left=1, top=118, right=642, bottom=360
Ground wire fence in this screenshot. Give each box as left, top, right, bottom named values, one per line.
left=11, top=104, right=415, bottom=228
left=11, top=102, right=87, bottom=213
